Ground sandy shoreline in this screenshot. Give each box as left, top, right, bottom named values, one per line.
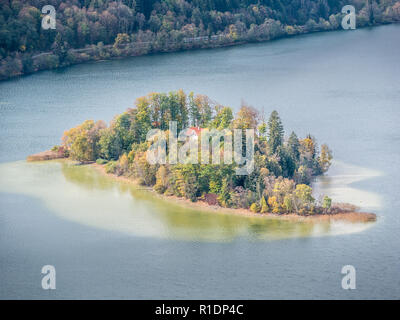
left=90, top=162, right=377, bottom=224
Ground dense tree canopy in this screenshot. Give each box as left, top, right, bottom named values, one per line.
left=1, top=0, right=399, bottom=79
left=59, top=90, right=334, bottom=215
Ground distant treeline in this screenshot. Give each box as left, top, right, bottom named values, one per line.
left=1, top=0, right=399, bottom=80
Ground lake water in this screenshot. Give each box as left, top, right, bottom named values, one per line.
left=0, top=25, right=399, bottom=299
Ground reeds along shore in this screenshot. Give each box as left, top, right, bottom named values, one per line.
left=26, top=149, right=66, bottom=162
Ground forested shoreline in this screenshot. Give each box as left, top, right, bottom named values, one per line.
left=30, top=89, right=363, bottom=217
left=1, top=0, right=400, bottom=81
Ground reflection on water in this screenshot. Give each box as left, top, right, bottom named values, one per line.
left=0, top=160, right=376, bottom=242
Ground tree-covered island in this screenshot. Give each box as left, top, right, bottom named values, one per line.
left=28, top=90, right=376, bottom=219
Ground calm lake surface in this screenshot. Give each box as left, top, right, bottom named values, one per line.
left=0, top=25, right=399, bottom=299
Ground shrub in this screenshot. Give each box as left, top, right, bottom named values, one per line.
left=154, top=166, right=168, bottom=194
left=250, top=202, right=261, bottom=213
left=322, top=195, right=332, bottom=209
left=105, top=161, right=117, bottom=174
left=96, top=158, right=108, bottom=165
left=268, top=196, right=280, bottom=213
left=260, top=196, right=269, bottom=213
left=283, top=195, right=294, bottom=213
left=154, top=183, right=167, bottom=194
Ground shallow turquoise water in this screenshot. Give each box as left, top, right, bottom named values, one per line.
left=0, top=160, right=375, bottom=242
left=0, top=25, right=399, bottom=299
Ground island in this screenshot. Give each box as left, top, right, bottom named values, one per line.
left=28, top=90, right=376, bottom=222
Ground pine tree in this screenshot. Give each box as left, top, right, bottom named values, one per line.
left=287, top=131, right=300, bottom=162
left=218, top=178, right=231, bottom=207
left=260, top=196, right=269, bottom=213
left=267, top=110, right=284, bottom=155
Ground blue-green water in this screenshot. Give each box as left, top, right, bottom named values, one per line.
left=0, top=25, right=399, bottom=299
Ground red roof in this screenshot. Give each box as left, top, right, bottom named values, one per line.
left=189, top=127, right=202, bottom=136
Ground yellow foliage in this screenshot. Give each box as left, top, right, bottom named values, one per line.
left=250, top=202, right=261, bottom=213
left=119, top=153, right=129, bottom=171
left=283, top=195, right=294, bottom=213
left=154, top=166, right=168, bottom=194
left=229, top=24, right=238, bottom=40
left=268, top=196, right=280, bottom=213
left=260, top=196, right=269, bottom=213
left=285, top=26, right=295, bottom=35
left=62, top=120, right=105, bottom=161
left=319, top=144, right=333, bottom=173
left=300, top=137, right=315, bottom=157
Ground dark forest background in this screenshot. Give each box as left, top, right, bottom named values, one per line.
left=1, top=0, right=399, bottom=79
